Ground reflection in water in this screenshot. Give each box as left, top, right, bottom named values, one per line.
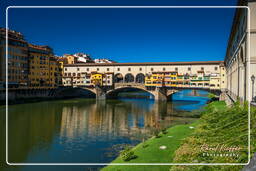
left=1, top=90, right=209, bottom=169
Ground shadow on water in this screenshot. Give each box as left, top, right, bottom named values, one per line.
left=0, top=89, right=209, bottom=171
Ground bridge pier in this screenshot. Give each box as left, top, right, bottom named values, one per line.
left=152, top=87, right=168, bottom=101
left=95, top=86, right=106, bottom=100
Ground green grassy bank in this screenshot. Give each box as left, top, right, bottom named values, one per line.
left=102, top=121, right=199, bottom=171
left=102, top=101, right=256, bottom=171
left=170, top=101, right=256, bottom=171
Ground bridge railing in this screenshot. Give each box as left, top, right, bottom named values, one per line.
left=114, top=82, right=145, bottom=88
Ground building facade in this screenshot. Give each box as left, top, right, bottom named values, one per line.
left=28, top=44, right=62, bottom=88
left=62, top=61, right=226, bottom=90
left=224, top=0, right=256, bottom=102
left=0, top=28, right=29, bottom=88
left=0, top=28, right=62, bottom=89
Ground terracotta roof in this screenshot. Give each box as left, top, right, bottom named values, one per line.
left=64, top=61, right=224, bottom=67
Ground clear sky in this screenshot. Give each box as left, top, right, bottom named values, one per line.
left=1, top=0, right=238, bottom=63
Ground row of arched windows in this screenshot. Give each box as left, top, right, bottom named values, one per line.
left=114, top=73, right=145, bottom=83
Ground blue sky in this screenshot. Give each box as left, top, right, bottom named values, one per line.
left=1, top=0, right=238, bottom=63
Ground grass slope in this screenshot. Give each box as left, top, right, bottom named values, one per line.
left=102, top=121, right=199, bottom=171
left=170, top=101, right=256, bottom=171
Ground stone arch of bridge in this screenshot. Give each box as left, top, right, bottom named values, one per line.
left=106, top=86, right=155, bottom=99
left=52, top=87, right=96, bottom=97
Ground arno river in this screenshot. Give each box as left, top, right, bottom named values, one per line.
left=0, top=89, right=209, bottom=171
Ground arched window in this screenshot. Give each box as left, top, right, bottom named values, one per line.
left=124, top=73, right=135, bottom=83
left=135, top=73, right=145, bottom=83
left=114, top=73, right=123, bottom=83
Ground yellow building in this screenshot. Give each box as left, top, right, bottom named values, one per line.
left=164, top=72, right=178, bottom=87
left=90, top=72, right=114, bottom=87
left=28, top=44, right=60, bottom=88
left=64, top=54, right=77, bottom=64
left=91, top=72, right=103, bottom=86
left=145, top=71, right=178, bottom=87
left=49, top=57, right=62, bottom=87
left=145, top=72, right=164, bottom=87
left=0, top=28, right=29, bottom=88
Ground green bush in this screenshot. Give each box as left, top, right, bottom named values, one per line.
left=162, top=128, right=168, bottom=134
left=142, top=143, right=149, bottom=148
left=207, top=93, right=216, bottom=99
left=120, top=146, right=137, bottom=161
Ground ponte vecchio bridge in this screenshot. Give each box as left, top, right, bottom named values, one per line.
left=60, top=61, right=226, bottom=100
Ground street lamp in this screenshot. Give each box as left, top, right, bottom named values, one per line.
left=251, top=75, right=255, bottom=102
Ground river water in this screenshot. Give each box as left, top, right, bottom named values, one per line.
left=0, top=89, right=209, bottom=171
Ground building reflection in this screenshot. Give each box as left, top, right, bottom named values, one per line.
left=59, top=99, right=181, bottom=142
left=5, top=97, right=197, bottom=164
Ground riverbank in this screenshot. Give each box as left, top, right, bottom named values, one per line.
left=102, top=121, right=199, bottom=171
left=170, top=101, right=256, bottom=171
left=102, top=101, right=256, bottom=171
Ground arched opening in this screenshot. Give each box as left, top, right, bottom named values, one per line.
left=114, top=73, right=124, bottom=83
left=124, top=73, right=135, bottom=83
left=135, top=73, right=145, bottom=83
left=54, top=87, right=96, bottom=98
left=106, top=87, right=154, bottom=100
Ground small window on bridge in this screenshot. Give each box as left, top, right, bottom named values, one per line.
left=188, top=67, right=191, bottom=71
left=87, top=68, right=89, bottom=71
left=107, top=68, right=110, bottom=71
left=117, top=68, right=120, bottom=71
left=215, top=67, right=218, bottom=71
left=128, top=68, right=131, bottom=71
left=97, top=68, right=99, bottom=71
left=163, top=67, right=166, bottom=71
left=140, top=68, right=142, bottom=71
left=151, top=68, right=154, bottom=71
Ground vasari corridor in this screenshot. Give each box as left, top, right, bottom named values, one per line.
left=0, top=0, right=256, bottom=171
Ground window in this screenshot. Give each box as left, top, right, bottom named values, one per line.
left=128, top=68, right=131, bottom=71
left=140, top=68, right=142, bottom=71
left=175, top=67, right=178, bottom=71
left=188, top=67, right=191, bottom=71
left=65, top=68, right=67, bottom=71
left=117, top=68, right=120, bottom=71
left=87, top=68, right=89, bottom=71
left=163, top=67, right=166, bottom=71
left=151, top=68, right=154, bottom=71
left=77, top=68, right=80, bottom=71
left=107, top=68, right=110, bottom=71
left=97, top=68, right=99, bottom=71
left=201, top=67, right=204, bottom=71
left=214, top=67, right=218, bottom=71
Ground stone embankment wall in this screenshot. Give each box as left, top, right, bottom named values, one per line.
left=0, top=87, right=95, bottom=105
